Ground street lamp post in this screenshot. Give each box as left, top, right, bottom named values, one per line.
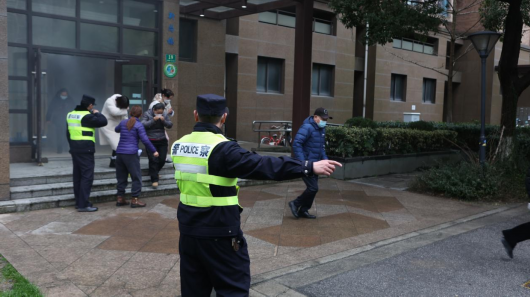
left=468, top=31, right=502, bottom=165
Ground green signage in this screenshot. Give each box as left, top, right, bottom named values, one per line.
left=164, top=63, right=177, bottom=78
left=166, top=54, right=176, bottom=62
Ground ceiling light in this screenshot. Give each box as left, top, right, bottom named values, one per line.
left=242, top=0, right=247, bottom=8
left=200, top=9, right=205, bottom=17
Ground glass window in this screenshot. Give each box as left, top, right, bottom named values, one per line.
left=80, top=0, right=118, bottom=23
left=179, top=18, right=197, bottom=62
left=259, top=11, right=277, bottom=24
left=8, top=47, right=27, bottom=77
left=424, top=45, right=434, bottom=55
left=8, top=80, right=28, bottom=109
left=402, top=40, right=413, bottom=51
left=123, top=0, right=158, bottom=28
left=7, top=0, right=26, bottom=10
left=8, top=13, right=27, bottom=44
left=32, top=0, right=76, bottom=17
left=423, top=78, right=436, bottom=103
left=278, top=12, right=295, bottom=28
left=312, top=64, right=333, bottom=96
left=32, top=16, right=75, bottom=49
left=9, top=113, right=28, bottom=143
left=267, top=59, right=282, bottom=92
left=315, top=21, right=332, bottom=35
left=391, top=74, right=406, bottom=101
left=80, top=23, right=118, bottom=53
left=123, top=29, right=157, bottom=56
left=393, top=39, right=402, bottom=49
left=256, top=57, right=283, bottom=93
left=257, top=58, right=267, bottom=92
left=311, top=67, right=319, bottom=95
left=413, top=42, right=423, bottom=53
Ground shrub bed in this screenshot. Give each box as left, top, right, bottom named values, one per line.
left=326, top=126, right=457, bottom=158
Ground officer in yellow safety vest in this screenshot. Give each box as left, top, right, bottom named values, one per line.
left=67, top=95, right=107, bottom=212
left=171, top=94, right=342, bottom=296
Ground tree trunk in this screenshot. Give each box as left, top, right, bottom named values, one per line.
left=498, top=0, right=524, bottom=138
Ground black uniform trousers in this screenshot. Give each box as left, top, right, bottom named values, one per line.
left=71, top=153, right=95, bottom=209
left=147, top=138, right=168, bottom=183
left=293, top=175, right=319, bottom=213
left=503, top=221, right=530, bottom=247
left=179, top=234, right=250, bottom=297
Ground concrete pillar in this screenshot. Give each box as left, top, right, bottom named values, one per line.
left=0, top=0, right=10, bottom=200
left=162, top=0, right=180, bottom=142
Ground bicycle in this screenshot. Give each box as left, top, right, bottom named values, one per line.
left=260, top=123, right=292, bottom=147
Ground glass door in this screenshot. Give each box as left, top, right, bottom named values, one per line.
left=115, top=60, right=153, bottom=111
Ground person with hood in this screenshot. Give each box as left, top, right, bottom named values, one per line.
left=46, top=88, right=75, bottom=154
left=141, top=103, right=173, bottom=188
left=100, top=94, right=129, bottom=167
left=114, top=106, right=159, bottom=208
left=288, top=107, right=333, bottom=219
left=67, top=95, right=108, bottom=212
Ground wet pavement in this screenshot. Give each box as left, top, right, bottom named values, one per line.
left=0, top=178, right=506, bottom=296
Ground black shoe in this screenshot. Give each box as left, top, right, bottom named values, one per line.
left=75, top=202, right=93, bottom=209
left=77, top=206, right=98, bottom=212
left=299, top=211, right=316, bottom=219
left=288, top=201, right=299, bottom=219
left=109, top=158, right=116, bottom=168
left=501, top=237, right=514, bottom=259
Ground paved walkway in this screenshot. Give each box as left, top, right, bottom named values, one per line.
left=0, top=179, right=508, bottom=296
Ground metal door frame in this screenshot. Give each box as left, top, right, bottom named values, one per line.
left=115, top=59, right=154, bottom=111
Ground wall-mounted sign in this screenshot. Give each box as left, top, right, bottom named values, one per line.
left=169, top=24, right=174, bottom=33
left=167, top=37, right=174, bottom=45
left=132, top=93, right=142, bottom=99
left=166, top=54, right=176, bottom=62
left=164, top=63, right=177, bottom=78
left=168, top=12, right=175, bottom=19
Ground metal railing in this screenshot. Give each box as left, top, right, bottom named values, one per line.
left=252, top=120, right=292, bottom=149
left=252, top=121, right=344, bottom=149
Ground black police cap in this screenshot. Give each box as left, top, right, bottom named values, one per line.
left=81, top=95, right=96, bottom=107
left=196, top=94, right=228, bottom=116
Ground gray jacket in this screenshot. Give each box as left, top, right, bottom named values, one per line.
left=141, top=109, right=173, bottom=140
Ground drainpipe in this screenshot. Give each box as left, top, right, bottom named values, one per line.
left=362, top=22, right=369, bottom=118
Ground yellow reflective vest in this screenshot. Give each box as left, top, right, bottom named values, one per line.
left=66, top=110, right=95, bottom=142
left=171, top=132, right=239, bottom=207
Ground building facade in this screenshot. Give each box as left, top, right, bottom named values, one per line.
left=2, top=0, right=530, bottom=201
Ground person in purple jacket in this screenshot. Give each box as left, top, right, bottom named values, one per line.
left=115, top=106, right=159, bottom=208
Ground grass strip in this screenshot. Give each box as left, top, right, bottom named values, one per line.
left=0, top=256, right=42, bottom=297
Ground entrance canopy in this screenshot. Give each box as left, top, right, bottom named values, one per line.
left=180, top=0, right=298, bottom=20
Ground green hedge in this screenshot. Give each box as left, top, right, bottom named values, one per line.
left=326, top=127, right=457, bottom=158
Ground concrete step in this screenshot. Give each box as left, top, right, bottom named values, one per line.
left=1, top=177, right=304, bottom=214
left=0, top=184, right=181, bottom=213
left=10, top=174, right=176, bottom=200
left=10, top=167, right=175, bottom=187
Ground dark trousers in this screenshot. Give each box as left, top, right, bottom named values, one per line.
left=71, top=153, right=95, bottom=208
left=147, top=139, right=168, bottom=182
left=293, top=175, right=319, bottom=213
left=116, top=153, right=142, bottom=197
left=179, top=235, right=250, bottom=297
left=503, top=222, right=530, bottom=247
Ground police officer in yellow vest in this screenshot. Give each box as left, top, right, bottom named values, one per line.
left=171, top=94, right=341, bottom=296
left=67, top=95, right=108, bottom=212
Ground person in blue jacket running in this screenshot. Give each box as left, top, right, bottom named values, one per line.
left=289, top=107, right=332, bottom=219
